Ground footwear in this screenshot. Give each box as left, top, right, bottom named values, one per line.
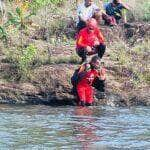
left=78, top=101, right=85, bottom=106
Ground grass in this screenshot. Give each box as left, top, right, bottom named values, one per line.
left=124, top=0, right=150, bottom=22
left=0, top=0, right=149, bottom=83
left=109, top=39, right=150, bottom=87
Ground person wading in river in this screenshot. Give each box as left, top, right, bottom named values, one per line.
left=71, top=56, right=106, bottom=106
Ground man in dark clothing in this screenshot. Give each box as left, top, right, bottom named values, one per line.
left=102, top=0, right=130, bottom=25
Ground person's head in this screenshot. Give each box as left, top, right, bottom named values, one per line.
left=85, top=0, right=94, bottom=7
left=86, top=18, right=98, bottom=32
left=112, top=0, right=120, bottom=5
left=90, top=56, right=101, bottom=69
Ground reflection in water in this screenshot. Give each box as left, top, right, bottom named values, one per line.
left=73, top=107, right=102, bottom=149
left=0, top=105, right=150, bottom=149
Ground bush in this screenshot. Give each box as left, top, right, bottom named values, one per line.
left=3, top=44, right=37, bottom=81
left=18, top=44, right=37, bottom=79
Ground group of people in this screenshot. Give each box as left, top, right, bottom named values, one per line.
left=71, top=0, right=129, bottom=106
left=76, top=0, right=130, bottom=30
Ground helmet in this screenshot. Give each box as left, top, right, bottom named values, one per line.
left=87, top=18, right=98, bottom=29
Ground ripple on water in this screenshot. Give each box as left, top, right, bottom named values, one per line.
left=0, top=105, right=150, bottom=149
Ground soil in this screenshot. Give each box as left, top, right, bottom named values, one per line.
left=0, top=22, right=149, bottom=106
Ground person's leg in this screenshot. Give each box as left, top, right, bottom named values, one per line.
left=102, top=13, right=110, bottom=25
left=95, top=44, right=106, bottom=59
left=85, top=86, right=94, bottom=105
left=102, top=13, right=117, bottom=26
left=114, top=14, right=122, bottom=24
left=77, top=84, right=86, bottom=106
left=76, top=47, right=87, bottom=63
left=85, top=103, right=93, bottom=106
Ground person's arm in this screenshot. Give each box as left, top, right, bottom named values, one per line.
left=119, top=3, right=131, bottom=23
left=77, top=34, right=87, bottom=47
left=97, top=29, right=105, bottom=44
left=121, top=3, right=130, bottom=10
left=78, top=64, right=86, bottom=74
left=98, top=67, right=106, bottom=80
left=77, top=35, right=92, bottom=52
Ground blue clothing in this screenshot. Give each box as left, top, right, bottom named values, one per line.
left=105, top=3, right=124, bottom=16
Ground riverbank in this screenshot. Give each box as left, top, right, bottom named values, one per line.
left=0, top=63, right=149, bottom=106
left=0, top=23, right=149, bottom=106
left=0, top=14, right=150, bottom=106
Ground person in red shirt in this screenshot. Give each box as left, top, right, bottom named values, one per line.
left=76, top=56, right=106, bottom=106
left=76, top=18, right=106, bottom=63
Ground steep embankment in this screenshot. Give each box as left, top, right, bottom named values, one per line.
left=0, top=23, right=149, bottom=106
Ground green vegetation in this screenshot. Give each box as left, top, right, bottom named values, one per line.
left=0, top=0, right=149, bottom=85
left=125, top=0, right=150, bottom=22
left=18, top=44, right=37, bottom=79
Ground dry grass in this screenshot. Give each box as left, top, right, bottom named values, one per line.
left=109, top=39, right=150, bottom=88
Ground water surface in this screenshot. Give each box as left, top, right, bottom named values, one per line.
left=0, top=105, right=150, bottom=149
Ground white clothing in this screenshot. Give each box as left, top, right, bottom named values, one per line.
left=77, top=3, right=99, bottom=23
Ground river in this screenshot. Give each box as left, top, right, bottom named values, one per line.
left=0, top=105, right=150, bottom=150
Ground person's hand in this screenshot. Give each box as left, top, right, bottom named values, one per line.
left=94, top=40, right=100, bottom=46
left=99, top=67, right=106, bottom=80
left=86, top=46, right=92, bottom=52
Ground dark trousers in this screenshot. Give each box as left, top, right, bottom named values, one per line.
left=114, top=14, right=122, bottom=24
left=77, top=44, right=106, bottom=62
left=77, top=20, right=86, bottom=32
left=92, top=77, right=105, bottom=92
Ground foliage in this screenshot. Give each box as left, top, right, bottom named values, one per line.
left=5, top=4, right=34, bottom=29
left=2, top=44, right=37, bottom=81
left=29, top=0, right=66, bottom=14
left=0, top=26, right=8, bottom=43
left=18, top=44, right=37, bottom=79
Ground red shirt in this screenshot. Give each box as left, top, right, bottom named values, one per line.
left=76, top=27, right=105, bottom=48
left=78, top=69, right=98, bottom=86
